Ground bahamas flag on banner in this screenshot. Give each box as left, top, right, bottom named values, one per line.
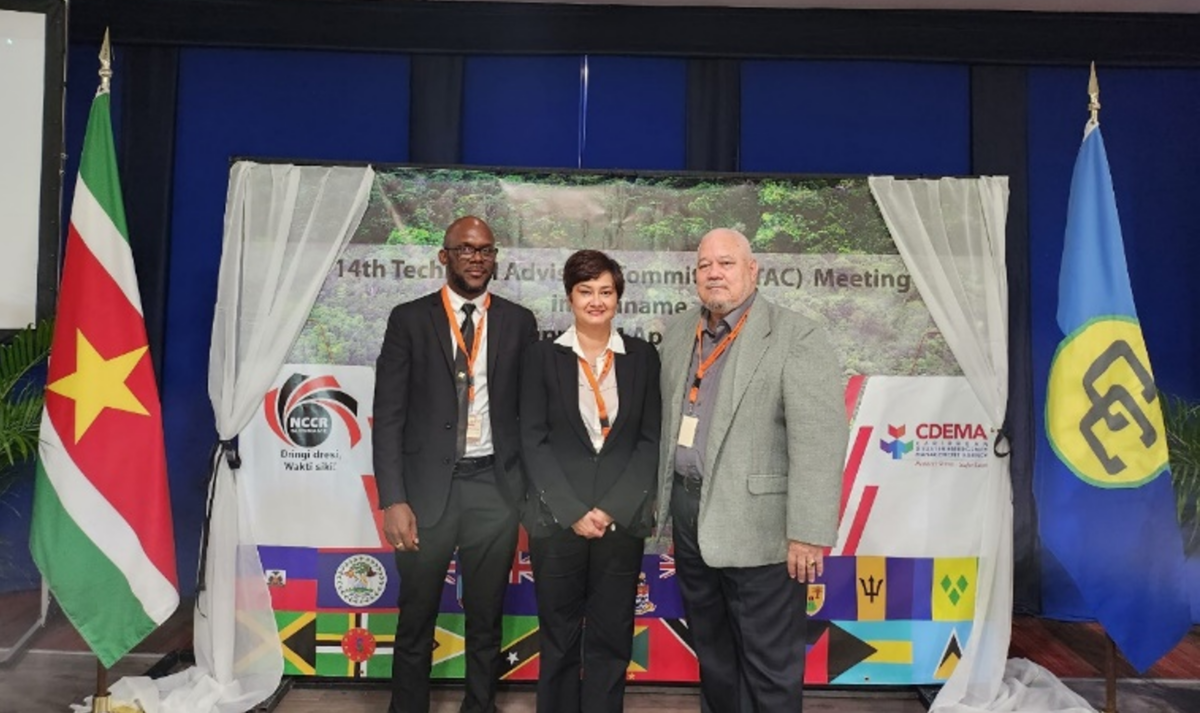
left=29, top=54, right=179, bottom=668
left=1042, top=117, right=1190, bottom=673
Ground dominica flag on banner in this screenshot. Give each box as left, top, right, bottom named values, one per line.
left=30, top=58, right=179, bottom=667
left=1041, top=112, right=1190, bottom=672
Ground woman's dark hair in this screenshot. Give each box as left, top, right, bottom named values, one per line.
left=562, top=249, right=625, bottom=299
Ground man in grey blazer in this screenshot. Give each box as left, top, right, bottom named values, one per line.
left=656, top=228, right=848, bottom=712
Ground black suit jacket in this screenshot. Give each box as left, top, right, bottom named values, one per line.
left=519, top=334, right=662, bottom=538
left=373, top=290, right=538, bottom=524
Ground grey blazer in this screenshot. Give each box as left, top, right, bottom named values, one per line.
left=655, top=295, right=849, bottom=568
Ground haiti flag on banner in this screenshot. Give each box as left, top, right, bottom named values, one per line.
left=30, top=44, right=178, bottom=667
left=1041, top=113, right=1190, bottom=673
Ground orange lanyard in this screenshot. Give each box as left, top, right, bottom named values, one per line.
left=688, top=310, right=751, bottom=405
left=580, top=350, right=615, bottom=440
left=441, top=286, right=490, bottom=402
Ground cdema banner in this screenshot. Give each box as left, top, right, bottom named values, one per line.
left=240, top=168, right=987, bottom=685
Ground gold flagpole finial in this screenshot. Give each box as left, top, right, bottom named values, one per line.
left=1087, top=61, right=1100, bottom=126
left=98, top=28, right=113, bottom=95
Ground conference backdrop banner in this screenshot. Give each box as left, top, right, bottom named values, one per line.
left=240, top=169, right=986, bottom=685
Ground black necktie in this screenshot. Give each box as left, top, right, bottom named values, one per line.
left=455, top=303, right=476, bottom=459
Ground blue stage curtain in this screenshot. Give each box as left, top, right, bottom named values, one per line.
left=741, top=60, right=969, bottom=175
left=165, top=48, right=410, bottom=594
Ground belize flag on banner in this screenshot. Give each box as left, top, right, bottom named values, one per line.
left=1041, top=107, right=1190, bottom=673
left=30, top=48, right=179, bottom=667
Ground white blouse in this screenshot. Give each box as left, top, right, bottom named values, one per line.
left=554, top=325, right=625, bottom=452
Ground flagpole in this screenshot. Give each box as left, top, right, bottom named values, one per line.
left=1104, top=635, right=1119, bottom=713
left=93, top=659, right=110, bottom=713
left=1088, top=61, right=1100, bottom=128
left=1087, top=60, right=1120, bottom=713
left=88, top=32, right=117, bottom=713
left=98, top=28, right=112, bottom=95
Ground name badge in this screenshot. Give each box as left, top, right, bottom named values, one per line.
left=677, top=415, right=699, bottom=448
left=466, top=413, right=483, bottom=444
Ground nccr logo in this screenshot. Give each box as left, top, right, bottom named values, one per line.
left=264, top=372, right=361, bottom=449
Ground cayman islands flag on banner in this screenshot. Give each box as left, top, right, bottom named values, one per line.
left=30, top=59, right=179, bottom=667
left=1042, top=116, right=1190, bottom=673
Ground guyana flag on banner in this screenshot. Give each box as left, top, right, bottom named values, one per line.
left=431, top=614, right=467, bottom=678
left=29, top=55, right=178, bottom=667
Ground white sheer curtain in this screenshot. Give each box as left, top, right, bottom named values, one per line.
left=869, top=177, right=1093, bottom=713
left=77, top=163, right=375, bottom=713
left=197, top=162, right=375, bottom=711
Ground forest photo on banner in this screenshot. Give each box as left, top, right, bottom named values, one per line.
left=239, top=168, right=989, bottom=686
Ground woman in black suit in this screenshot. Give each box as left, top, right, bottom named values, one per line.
left=519, top=250, right=662, bottom=713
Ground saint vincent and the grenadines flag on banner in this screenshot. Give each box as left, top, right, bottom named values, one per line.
left=30, top=67, right=179, bottom=667
left=1042, top=114, right=1190, bottom=673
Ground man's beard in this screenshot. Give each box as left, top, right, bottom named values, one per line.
left=448, top=268, right=490, bottom=297
left=701, top=283, right=741, bottom=315
left=702, top=296, right=737, bottom=315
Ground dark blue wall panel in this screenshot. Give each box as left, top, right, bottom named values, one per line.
left=463, top=56, right=582, bottom=169
left=741, top=61, right=970, bottom=175
left=166, top=48, right=409, bottom=595
left=581, top=56, right=686, bottom=171
left=1029, top=66, right=1200, bottom=621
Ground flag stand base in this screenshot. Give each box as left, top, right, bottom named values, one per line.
left=90, top=693, right=110, bottom=713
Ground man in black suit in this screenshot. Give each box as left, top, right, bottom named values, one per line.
left=373, top=216, right=538, bottom=713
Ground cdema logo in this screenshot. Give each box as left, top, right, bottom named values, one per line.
left=881, top=421, right=990, bottom=464
left=265, top=373, right=361, bottom=448
left=880, top=424, right=914, bottom=460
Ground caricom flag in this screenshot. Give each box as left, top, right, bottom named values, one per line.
left=1041, top=119, right=1190, bottom=673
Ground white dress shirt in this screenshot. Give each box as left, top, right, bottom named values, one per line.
left=554, top=324, right=625, bottom=453
left=446, top=288, right=492, bottom=457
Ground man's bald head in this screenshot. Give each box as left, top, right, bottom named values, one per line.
left=698, top=228, right=754, bottom=262
left=444, top=215, right=494, bottom=246
left=439, top=215, right=497, bottom=298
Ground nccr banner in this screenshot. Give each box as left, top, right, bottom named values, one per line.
left=240, top=168, right=989, bottom=685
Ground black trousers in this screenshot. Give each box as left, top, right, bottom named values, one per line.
left=529, top=525, right=645, bottom=713
left=389, top=464, right=519, bottom=713
left=670, top=477, right=807, bottom=713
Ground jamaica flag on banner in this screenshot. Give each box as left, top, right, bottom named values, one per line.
left=276, top=611, right=317, bottom=676
left=315, top=611, right=397, bottom=678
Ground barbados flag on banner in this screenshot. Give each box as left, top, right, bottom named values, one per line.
left=1042, top=117, right=1190, bottom=672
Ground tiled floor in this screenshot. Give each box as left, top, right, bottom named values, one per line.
left=271, top=686, right=929, bottom=712
left=3, top=593, right=1199, bottom=713
left=0, top=650, right=160, bottom=713
left=6, top=649, right=1200, bottom=713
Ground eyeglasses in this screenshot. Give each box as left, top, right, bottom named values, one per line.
left=443, top=245, right=499, bottom=260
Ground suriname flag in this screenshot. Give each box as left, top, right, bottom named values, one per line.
left=30, top=76, right=178, bottom=667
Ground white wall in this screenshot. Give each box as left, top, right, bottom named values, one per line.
left=0, top=9, right=45, bottom=329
